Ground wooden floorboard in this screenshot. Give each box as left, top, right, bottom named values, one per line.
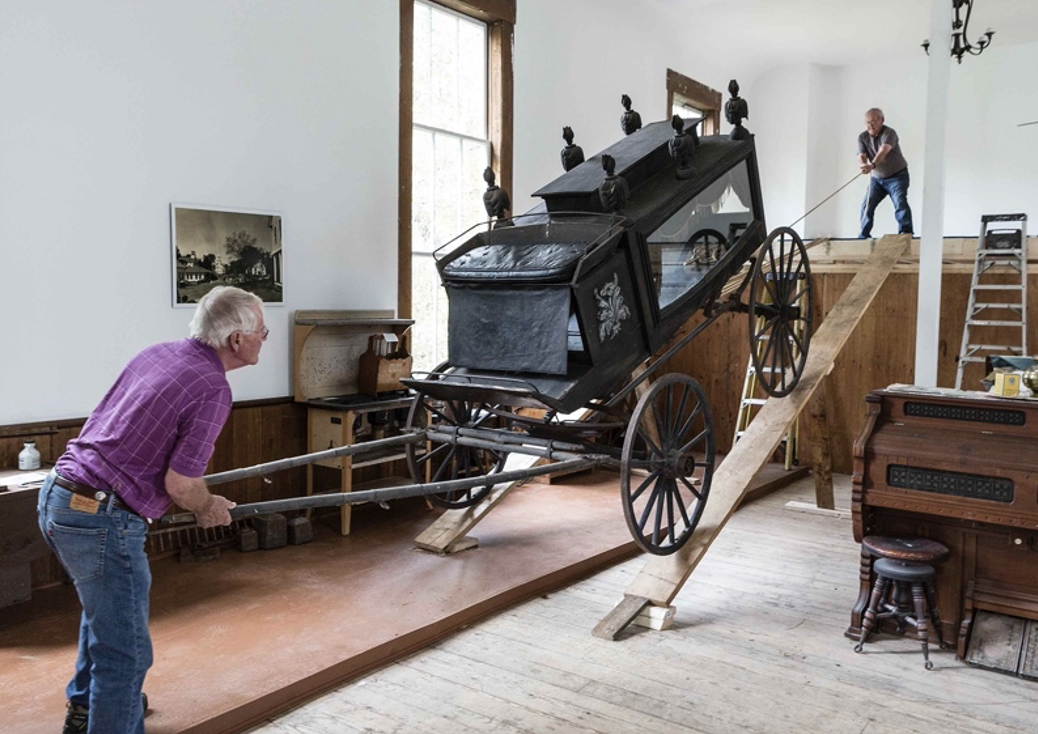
left=248, top=474, right=1038, bottom=734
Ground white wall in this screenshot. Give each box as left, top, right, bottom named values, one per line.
left=749, top=40, right=1038, bottom=240
left=512, top=0, right=729, bottom=217
left=745, top=65, right=809, bottom=233
left=803, top=64, right=843, bottom=239
left=0, top=0, right=399, bottom=424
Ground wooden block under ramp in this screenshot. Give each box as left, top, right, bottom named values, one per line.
left=600, top=234, right=910, bottom=630
left=633, top=603, right=675, bottom=631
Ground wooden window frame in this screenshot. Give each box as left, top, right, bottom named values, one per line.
left=398, top=0, right=515, bottom=318
left=666, top=68, right=721, bottom=136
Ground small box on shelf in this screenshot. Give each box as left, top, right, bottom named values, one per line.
left=358, top=334, right=413, bottom=397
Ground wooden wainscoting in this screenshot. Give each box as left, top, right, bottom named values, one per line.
left=667, top=261, right=1038, bottom=475
left=0, top=398, right=308, bottom=592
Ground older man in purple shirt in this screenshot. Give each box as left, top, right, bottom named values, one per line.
left=38, top=286, right=266, bottom=734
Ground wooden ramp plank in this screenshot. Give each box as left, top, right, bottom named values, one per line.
left=617, top=233, right=910, bottom=610
left=592, top=594, right=651, bottom=640
left=414, top=454, right=540, bottom=553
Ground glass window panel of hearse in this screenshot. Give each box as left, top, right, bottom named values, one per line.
left=645, top=160, right=755, bottom=312
left=412, top=1, right=490, bottom=371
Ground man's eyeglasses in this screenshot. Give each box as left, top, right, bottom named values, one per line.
left=243, top=326, right=269, bottom=341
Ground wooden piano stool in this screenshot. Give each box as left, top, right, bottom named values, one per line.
left=854, top=557, right=946, bottom=670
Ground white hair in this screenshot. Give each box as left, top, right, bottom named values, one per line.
left=866, top=107, right=885, bottom=121
left=188, top=286, right=262, bottom=349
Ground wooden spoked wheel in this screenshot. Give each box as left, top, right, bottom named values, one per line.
left=748, top=226, right=813, bottom=397
left=405, top=394, right=510, bottom=509
left=620, top=374, right=715, bottom=555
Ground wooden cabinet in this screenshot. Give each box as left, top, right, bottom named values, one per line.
left=850, top=386, right=1038, bottom=655
left=0, top=466, right=53, bottom=607
left=293, top=310, right=416, bottom=535
left=306, top=396, right=415, bottom=535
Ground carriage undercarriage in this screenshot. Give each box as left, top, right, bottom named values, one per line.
left=403, top=224, right=813, bottom=555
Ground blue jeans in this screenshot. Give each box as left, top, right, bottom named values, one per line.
left=37, top=472, right=151, bottom=734
left=859, top=168, right=913, bottom=237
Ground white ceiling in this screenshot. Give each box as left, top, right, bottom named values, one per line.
left=650, top=0, right=1038, bottom=75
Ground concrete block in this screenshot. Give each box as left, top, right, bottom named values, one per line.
left=237, top=527, right=259, bottom=552
left=253, top=513, right=287, bottom=550
left=287, top=516, right=313, bottom=545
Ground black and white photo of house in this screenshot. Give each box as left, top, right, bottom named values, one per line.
left=172, top=204, right=283, bottom=305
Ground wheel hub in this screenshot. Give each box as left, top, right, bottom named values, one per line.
left=658, top=449, right=695, bottom=477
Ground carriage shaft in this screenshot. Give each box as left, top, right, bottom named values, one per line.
left=425, top=423, right=588, bottom=453
left=203, top=433, right=425, bottom=487
left=425, top=427, right=615, bottom=466
left=161, top=456, right=599, bottom=525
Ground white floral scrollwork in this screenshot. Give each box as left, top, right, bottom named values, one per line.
left=594, top=272, right=631, bottom=342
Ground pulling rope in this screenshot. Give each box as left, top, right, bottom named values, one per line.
left=787, top=171, right=867, bottom=230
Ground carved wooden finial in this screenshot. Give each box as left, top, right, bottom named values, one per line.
left=598, top=154, right=629, bottom=215
left=482, top=166, right=512, bottom=227
left=726, top=79, right=750, bottom=141
left=668, top=115, right=697, bottom=180
left=620, top=94, right=642, bottom=136
left=561, top=126, right=585, bottom=172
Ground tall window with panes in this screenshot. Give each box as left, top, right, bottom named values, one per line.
left=411, top=1, right=490, bottom=372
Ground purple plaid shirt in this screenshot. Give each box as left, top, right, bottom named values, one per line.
left=56, top=339, right=232, bottom=518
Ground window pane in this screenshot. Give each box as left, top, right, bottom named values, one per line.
left=458, top=20, right=486, bottom=138
left=414, top=1, right=486, bottom=138
left=462, top=139, right=490, bottom=225
left=673, top=102, right=702, bottom=120
left=411, top=252, right=449, bottom=372
left=645, top=160, right=755, bottom=310
left=432, top=132, right=462, bottom=249
left=413, top=4, right=431, bottom=125
left=411, top=127, right=434, bottom=253
left=412, top=1, right=490, bottom=371
left=428, top=7, right=459, bottom=131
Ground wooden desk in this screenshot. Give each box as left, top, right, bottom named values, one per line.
left=306, top=395, right=415, bottom=536
left=0, top=466, right=53, bottom=607
left=849, top=386, right=1038, bottom=656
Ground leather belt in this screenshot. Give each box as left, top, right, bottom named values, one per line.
left=53, top=474, right=139, bottom=517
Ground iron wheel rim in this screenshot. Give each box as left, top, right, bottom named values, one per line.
left=620, top=373, right=715, bottom=555
left=748, top=226, right=813, bottom=398
left=405, top=392, right=510, bottom=509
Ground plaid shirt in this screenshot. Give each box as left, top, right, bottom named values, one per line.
left=56, top=339, right=232, bottom=518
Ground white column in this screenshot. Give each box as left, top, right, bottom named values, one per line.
left=915, top=0, right=952, bottom=387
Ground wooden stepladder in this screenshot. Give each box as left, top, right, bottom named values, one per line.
left=954, top=214, right=1029, bottom=390
left=733, top=295, right=804, bottom=470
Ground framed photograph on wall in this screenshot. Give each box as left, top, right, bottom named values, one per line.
left=171, top=203, right=283, bottom=307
